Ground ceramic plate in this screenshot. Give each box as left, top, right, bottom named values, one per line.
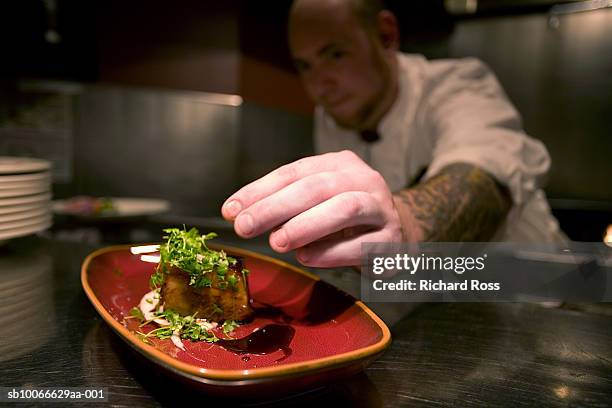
left=0, top=207, right=49, bottom=223
left=54, top=197, right=170, bottom=219
left=0, top=214, right=51, bottom=231
left=82, top=245, right=391, bottom=397
left=0, top=172, right=50, bottom=184
left=0, top=202, right=49, bottom=216
left=0, top=219, right=51, bottom=240
left=0, top=157, right=51, bottom=174
left=0, top=185, right=49, bottom=198
left=0, top=193, right=51, bottom=207
left=0, top=180, right=49, bottom=190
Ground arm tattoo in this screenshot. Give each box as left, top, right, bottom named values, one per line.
left=395, top=163, right=512, bottom=241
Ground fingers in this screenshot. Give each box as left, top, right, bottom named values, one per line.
left=219, top=151, right=401, bottom=269
left=268, top=191, right=386, bottom=252
left=221, top=151, right=363, bottom=220
left=234, top=170, right=378, bottom=238
left=295, top=228, right=397, bottom=268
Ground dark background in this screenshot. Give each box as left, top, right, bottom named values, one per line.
left=0, top=0, right=610, bottom=241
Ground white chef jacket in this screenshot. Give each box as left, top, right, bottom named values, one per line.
left=315, top=53, right=566, bottom=243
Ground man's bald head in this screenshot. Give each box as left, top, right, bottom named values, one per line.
left=289, top=0, right=384, bottom=35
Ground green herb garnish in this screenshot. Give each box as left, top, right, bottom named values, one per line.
left=151, top=227, right=237, bottom=289
left=136, top=332, right=153, bottom=345
left=227, top=275, right=239, bottom=290
left=98, top=197, right=115, bottom=214
left=149, top=269, right=165, bottom=289
left=222, top=320, right=239, bottom=336
left=141, top=309, right=219, bottom=343
left=127, top=306, right=144, bottom=322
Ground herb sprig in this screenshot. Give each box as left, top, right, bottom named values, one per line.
left=222, top=320, right=239, bottom=336
left=149, top=227, right=238, bottom=289
left=138, top=309, right=219, bottom=343
left=129, top=304, right=241, bottom=345
left=135, top=310, right=240, bottom=343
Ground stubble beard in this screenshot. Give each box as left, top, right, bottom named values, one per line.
left=330, top=45, right=397, bottom=132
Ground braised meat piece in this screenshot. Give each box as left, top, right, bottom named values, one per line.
left=159, top=257, right=253, bottom=322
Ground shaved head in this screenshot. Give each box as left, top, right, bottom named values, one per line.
left=290, top=0, right=384, bottom=34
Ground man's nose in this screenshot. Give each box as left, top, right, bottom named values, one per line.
left=306, top=67, right=336, bottom=102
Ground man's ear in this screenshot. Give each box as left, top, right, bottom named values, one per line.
left=377, top=10, right=400, bottom=50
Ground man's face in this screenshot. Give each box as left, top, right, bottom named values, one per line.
left=289, top=5, right=391, bottom=130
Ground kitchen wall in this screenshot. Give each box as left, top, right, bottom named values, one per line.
left=71, top=85, right=312, bottom=217
left=73, top=86, right=240, bottom=216
left=96, top=1, right=241, bottom=95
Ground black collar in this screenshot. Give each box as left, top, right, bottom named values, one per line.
left=359, top=130, right=381, bottom=143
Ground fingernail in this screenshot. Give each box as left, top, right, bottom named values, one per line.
left=224, top=200, right=242, bottom=218
left=236, top=213, right=254, bottom=236
left=273, top=229, right=288, bottom=248
left=297, top=249, right=309, bottom=264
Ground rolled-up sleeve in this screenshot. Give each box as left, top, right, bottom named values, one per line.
left=422, top=58, right=550, bottom=205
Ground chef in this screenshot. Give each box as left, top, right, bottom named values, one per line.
left=222, top=0, right=566, bottom=268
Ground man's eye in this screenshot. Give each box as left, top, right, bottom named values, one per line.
left=295, top=60, right=310, bottom=72
left=329, top=49, right=345, bottom=60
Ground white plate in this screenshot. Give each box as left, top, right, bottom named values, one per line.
left=0, top=201, right=50, bottom=216
left=0, top=157, right=51, bottom=174
left=0, top=214, right=51, bottom=231
left=0, top=185, right=49, bottom=198
left=0, top=172, right=51, bottom=184
left=0, top=180, right=49, bottom=190
left=0, top=219, right=51, bottom=240
left=0, top=193, right=51, bottom=208
left=0, top=207, right=50, bottom=223
left=53, top=197, right=170, bottom=218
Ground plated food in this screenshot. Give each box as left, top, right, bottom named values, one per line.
left=59, top=196, right=115, bottom=216
left=154, top=229, right=253, bottom=322
left=81, top=228, right=390, bottom=396
left=130, top=228, right=257, bottom=351
left=53, top=197, right=170, bottom=219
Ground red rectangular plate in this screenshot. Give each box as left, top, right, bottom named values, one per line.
left=81, top=244, right=391, bottom=396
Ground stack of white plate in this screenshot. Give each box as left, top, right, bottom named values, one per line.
left=0, top=157, right=52, bottom=241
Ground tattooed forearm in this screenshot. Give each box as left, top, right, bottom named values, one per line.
left=394, top=163, right=512, bottom=241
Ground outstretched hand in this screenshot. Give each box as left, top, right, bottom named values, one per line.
left=221, top=150, right=404, bottom=267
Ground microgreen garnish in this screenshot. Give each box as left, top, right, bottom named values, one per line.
left=222, top=320, right=239, bottom=336
left=140, top=309, right=219, bottom=343
left=227, top=275, right=239, bottom=290
left=149, top=269, right=165, bottom=289
left=136, top=332, right=153, bottom=345
left=126, top=307, right=144, bottom=322
left=150, top=227, right=238, bottom=289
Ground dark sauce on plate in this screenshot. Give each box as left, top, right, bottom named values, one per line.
left=218, top=324, right=295, bottom=358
